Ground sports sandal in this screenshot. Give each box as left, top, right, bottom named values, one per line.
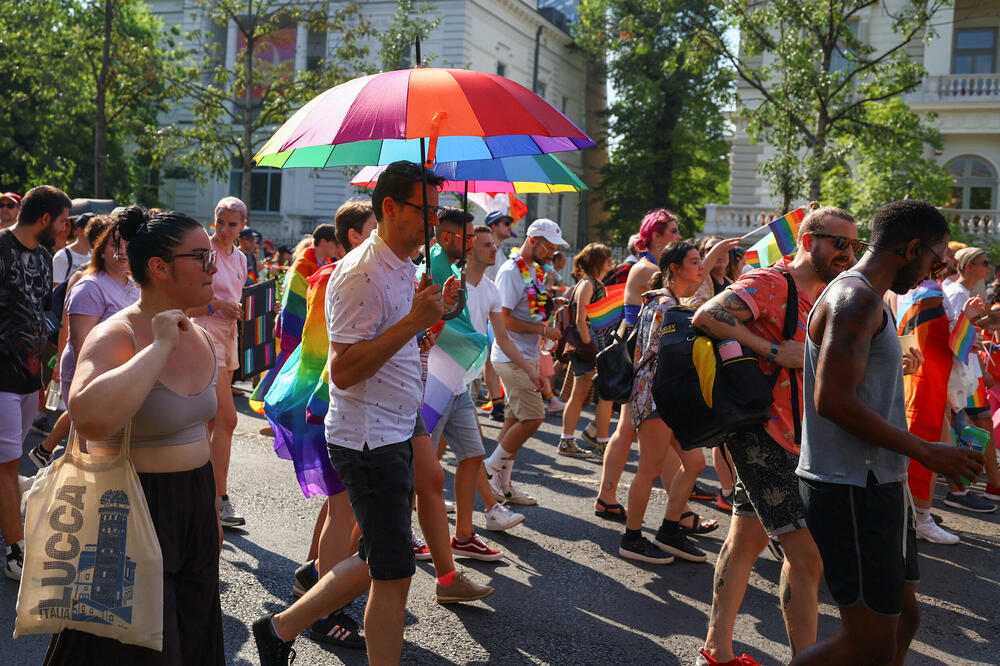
left=594, top=498, right=627, bottom=523
left=678, top=511, right=719, bottom=535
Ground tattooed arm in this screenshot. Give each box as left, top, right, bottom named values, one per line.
left=691, top=290, right=804, bottom=368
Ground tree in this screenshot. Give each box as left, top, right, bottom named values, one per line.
left=158, top=0, right=373, bottom=209
left=380, top=0, right=441, bottom=70
left=697, top=0, right=949, bottom=207
left=576, top=0, right=731, bottom=238
left=0, top=0, right=174, bottom=202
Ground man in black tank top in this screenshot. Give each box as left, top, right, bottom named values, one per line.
left=794, top=200, right=985, bottom=665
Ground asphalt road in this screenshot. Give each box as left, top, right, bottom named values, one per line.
left=3, top=390, right=999, bottom=665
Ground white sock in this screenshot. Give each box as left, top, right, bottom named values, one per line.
left=500, top=457, right=515, bottom=489
left=561, top=433, right=574, bottom=440
left=486, top=446, right=508, bottom=469
left=597, top=437, right=609, bottom=443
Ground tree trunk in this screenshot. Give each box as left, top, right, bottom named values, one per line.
left=94, top=0, right=113, bottom=198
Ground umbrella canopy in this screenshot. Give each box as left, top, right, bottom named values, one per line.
left=254, top=68, right=594, bottom=168
left=70, top=198, right=118, bottom=217
left=350, top=154, right=587, bottom=194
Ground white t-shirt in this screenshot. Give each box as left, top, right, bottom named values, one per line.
left=943, top=279, right=982, bottom=382
left=466, top=275, right=501, bottom=336
left=52, top=247, right=89, bottom=286
left=490, top=257, right=540, bottom=363
left=324, top=230, right=422, bottom=450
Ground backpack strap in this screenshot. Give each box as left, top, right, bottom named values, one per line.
left=779, top=269, right=802, bottom=445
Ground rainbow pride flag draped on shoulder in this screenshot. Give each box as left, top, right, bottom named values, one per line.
left=262, top=262, right=340, bottom=497
left=249, top=247, right=322, bottom=413
left=417, top=244, right=489, bottom=433
left=586, top=283, right=625, bottom=331
left=896, top=280, right=954, bottom=501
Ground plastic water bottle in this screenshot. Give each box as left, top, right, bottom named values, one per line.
left=958, top=425, right=990, bottom=487
left=44, top=381, right=61, bottom=412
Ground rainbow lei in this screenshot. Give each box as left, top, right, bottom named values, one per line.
left=514, top=254, right=549, bottom=320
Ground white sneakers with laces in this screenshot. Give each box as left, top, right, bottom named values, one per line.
left=915, top=510, right=959, bottom=545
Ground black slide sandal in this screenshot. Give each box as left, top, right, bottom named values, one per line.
left=595, top=498, right=627, bottom=523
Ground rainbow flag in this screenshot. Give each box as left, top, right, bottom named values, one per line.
left=968, top=377, right=988, bottom=409
left=745, top=249, right=761, bottom=268
left=747, top=233, right=782, bottom=269
left=586, top=284, right=625, bottom=331
left=949, top=314, right=975, bottom=364
left=767, top=208, right=805, bottom=256
left=263, top=263, right=340, bottom=497
left=248, top=247, right=321, bottom=413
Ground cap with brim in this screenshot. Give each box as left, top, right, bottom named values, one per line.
left=484, top=210, right=517, bottom=237
left=1, top=192, right=20, bottom=204
left=72, top=212, right=95, bottom=228
left=525, top=218, right=568, bottom=247
left=238, top=228, right=260, bottom=239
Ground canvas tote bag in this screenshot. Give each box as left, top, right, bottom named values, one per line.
left=15, top=419, right=164, bottom=651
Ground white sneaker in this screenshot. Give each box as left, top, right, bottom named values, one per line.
left=502, top=482, right=537, bottom=506
left=485, top=459, right=507, bottom=503
left=219, top=495, right=246, bottom=528
left=5, top=541, right=25, bottom=581
left=545, top=396, right=566, bottom=414
left=444, top=499, right=456, bottom=514
left=916, top=512, right=959, bottom=544
left=484, top=502, right=526, bottom=531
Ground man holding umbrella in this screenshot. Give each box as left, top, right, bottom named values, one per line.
left=254, top=161, right=461, bottom=665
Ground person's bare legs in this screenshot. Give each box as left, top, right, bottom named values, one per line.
left=561, top=370, right=594, bottom=437
left=714, top=445, right=735, bottom=498
left=790, top=583, right=919, bottom=666
left=476, top=464, right=500, bottom=510
left=454, top=455, right=482, bottom=540
left=596, top=404, right=635, bottom=509
left=0, top=460, right=23, bottom=547
left=363, top=577, right=412, bottom=665
left=625, top=418, right=671, bottom=532
left=307, top=499, right=329, bottom=563
left=483, top=359, right=502, bottom=402
left=594, top=398, right=614, bottom=439
left=38, top=410, right=71, bottom=454
left=703, top=513, right=769, bottom=662
left=412, top=433, right=455, bottom=578
left=317, top=491, right=357, bottom=576
left=208, top=367, right=238, bottom=497
left=664, top=443, right=707, bottom=521
left=775, top=527, right=824, bottom=656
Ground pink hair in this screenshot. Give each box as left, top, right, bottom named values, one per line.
left=634, top=208, right=677, bottom=252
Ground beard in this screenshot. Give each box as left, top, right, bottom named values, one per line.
left=889, top=261, right=927, bottom=294
left=812, top=252, right=852, bottom=284
left=38, top=223, right=60, bottom=252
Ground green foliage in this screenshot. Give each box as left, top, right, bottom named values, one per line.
left=156, top=0, right=374, bottom=204
left=0, top=0, right=176, bottom=203
left=698, top=0, right=947, bottom=208
left=820, top=98, right=951, bottom=222
left=576, top=0, right=731, bottom=240
left=380, top=0, right=441, bottom=70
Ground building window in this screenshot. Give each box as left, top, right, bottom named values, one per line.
left=306, top=28, right=327, bottom=71
left=496, top=62, right=506, bottom=77
left=230, top=159, right=282, bottom=213
left=953, top=28, right=996, bottom=74
left=946, top=156, right=996, bottom=210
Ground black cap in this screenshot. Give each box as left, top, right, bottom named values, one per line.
left=238, top=228, right=260, bottom=240
left=72, top=212, right=95, bottom=228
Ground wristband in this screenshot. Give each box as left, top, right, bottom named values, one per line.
left=207, top=303, right=214, bottom=315
left=624, top=304, right=641, bottom=326
left=767, top=343, right=779, bottom=363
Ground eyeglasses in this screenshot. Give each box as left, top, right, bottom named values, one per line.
left=394, top=199, right=445, bottom=217
left=170, top=249, right=217, bottom=272
left=810, top=232, right=863, bottom=255
left=0, top=203, right=17, bottom=209
left=921, top=242, right=947, bottom=275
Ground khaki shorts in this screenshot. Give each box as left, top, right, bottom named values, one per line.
left=204, top=323, right=239, bottom=372
left=495, top=361, right=545, bottom=421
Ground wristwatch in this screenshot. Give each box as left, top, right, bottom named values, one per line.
left=767, top=343, right=779, bottom=363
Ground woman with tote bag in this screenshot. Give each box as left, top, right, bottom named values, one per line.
left=25, top=207, right=225, bottom=665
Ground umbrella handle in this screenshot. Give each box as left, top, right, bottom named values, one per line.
left=441, top=179, right=469, bottom=321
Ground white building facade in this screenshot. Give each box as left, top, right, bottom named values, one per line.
left=705, top=0, right=1000, bottom=239
left=149, top=0, right=602, bottom=248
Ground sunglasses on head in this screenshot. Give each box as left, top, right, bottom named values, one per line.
left=810, top=232, right=863, bottom=255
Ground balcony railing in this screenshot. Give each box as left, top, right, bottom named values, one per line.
left=925, top=74, right=1000, bottom=101
left=703, top=204, right=1000, bottom=241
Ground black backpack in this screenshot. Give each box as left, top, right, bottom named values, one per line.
left=651, top=270, right=800, bottom=450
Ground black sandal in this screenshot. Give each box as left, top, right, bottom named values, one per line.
left=678, top=511, right=719, bottom=535
left=308, top=609, right=365, bottom=649
left=595, top=498, right=627, bottom=523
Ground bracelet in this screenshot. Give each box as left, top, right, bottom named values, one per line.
left=207, top=303, right=214, bottom=315
left=541, top=324, right=547, bottom=336
left=767, top=343, right=779, bottom=363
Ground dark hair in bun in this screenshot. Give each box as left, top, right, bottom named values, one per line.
left=114, top=205, right=203, bottom=285
left=650, top=240, right=698, bottom=290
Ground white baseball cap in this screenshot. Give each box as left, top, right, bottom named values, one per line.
left=525, top=218, right=568, bottom=247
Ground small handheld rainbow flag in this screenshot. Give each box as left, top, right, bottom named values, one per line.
left=949, top=315, right=975, bottom=364
left=585, top=283, right=626, bottom=331
left=745, top=249, right=761, bottom=268
left=767, top=208, right=806, bottom=257
left=967, top=377, right=988, bottom=409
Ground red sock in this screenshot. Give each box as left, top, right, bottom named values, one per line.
left=436, top=569, right=456, bottom=586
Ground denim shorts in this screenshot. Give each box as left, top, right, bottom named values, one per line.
left=328, top=440, right=415, bottom=580
left=569, top=352, right=595, bottom=377
left=429, top=390, right=485, bottom=461
left=800, top=474, right=919, bottom=616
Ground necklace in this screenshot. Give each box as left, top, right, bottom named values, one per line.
left=514, top=254, right=549, bottom=321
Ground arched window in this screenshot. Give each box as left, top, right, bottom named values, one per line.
left=946, top=156, right=997, bottom=210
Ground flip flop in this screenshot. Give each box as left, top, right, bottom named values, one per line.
left=595, top=498, right=627, bottom=523
left=678, top=511, right=719, bottom=535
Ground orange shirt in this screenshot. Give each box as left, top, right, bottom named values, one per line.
left=726, top=257, right=813, bottom=454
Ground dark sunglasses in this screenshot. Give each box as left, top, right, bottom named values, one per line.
left=810, top=232, right=863, bottom=255
left=860, top=240, right=948, bottom=275
left=170, top=249, right=217, bottom=272
left=0, top=203, right=18, bottom=209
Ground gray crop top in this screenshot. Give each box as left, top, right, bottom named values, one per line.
left=94, top=320, right=218, bottom=449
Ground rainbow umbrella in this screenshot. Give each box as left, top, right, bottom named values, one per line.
left=350, top=153, right=586, bottom=194
left=253, top=67, right=594, bottom=168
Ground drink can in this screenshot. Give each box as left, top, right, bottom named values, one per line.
left=958, top=425, right=989, bottom=486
